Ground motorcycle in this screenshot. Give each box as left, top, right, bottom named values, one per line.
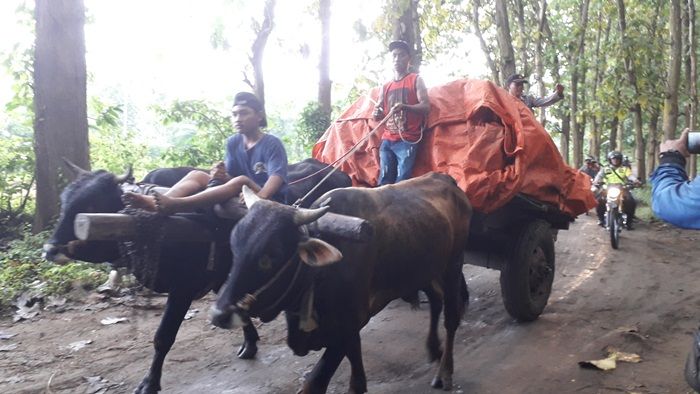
left=596, top=183, right=636, bottom=249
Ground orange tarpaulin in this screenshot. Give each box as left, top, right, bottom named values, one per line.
left=312, top=79, right=596, bottom=217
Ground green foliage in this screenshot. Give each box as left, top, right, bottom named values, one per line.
left=0, top=2, right=35, bottom=224
left=633, top=184, right=654, bottom=222
left=154, top=100, right=232, bottom=167
left=88, top=97, right=157, bottom=174
left=282, top=102, right=331, bottom=162
left=297, top=102, right=331, bottom=147
left=0, top=230, right=108, bottom=307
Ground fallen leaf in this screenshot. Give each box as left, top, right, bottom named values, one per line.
left=579, top=347, right=642, bottom=371
left=85, top=376, right=109, bottom=394
left=0, top=344, right=18, bottom=352
left=579, top=353, right=617, bottom=370
left=13, top=302, right=40, bottom=322
left=45, top=296, right=67, bottom=309
left=67, top=339, right=93, bottom=352
left=184, top=309, right=199, bottom=320
left=605, top=347, right=642, bottom=363
left=0, top=332, right=17, bottom=340
left=0, top=375, right=24, bottom=384
left=100, top=317, right=128, bottom=325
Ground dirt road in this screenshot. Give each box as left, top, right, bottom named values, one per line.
left=1, top=213, right=699, bottom=394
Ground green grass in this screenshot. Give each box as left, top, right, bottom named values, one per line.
left=634, top=184, right=657, bottom=223
left=0, top=230, right=108, bottom=308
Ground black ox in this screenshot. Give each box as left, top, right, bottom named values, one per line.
left=211, top=172, right=472, bottom=393
left=43, top=159, right=351, bottom=394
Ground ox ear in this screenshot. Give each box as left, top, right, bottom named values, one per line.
left=298, top=237, right=342, bottom=267
left=61, top=157, right=90, bottom=179
left=242, top=185, right=262, bottom=208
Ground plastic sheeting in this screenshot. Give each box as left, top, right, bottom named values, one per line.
left=312, top=79, right=596, bottom=217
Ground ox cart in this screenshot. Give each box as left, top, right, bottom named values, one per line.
left=464, top=193, right=573, bottom=322
left=76, top=185, right=572, bottom=323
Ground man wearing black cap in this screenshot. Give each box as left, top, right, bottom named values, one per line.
left=506, top=73, right=565, bottom=112
left=372, top=39, right=430, bottom=185
left=124, top=91, right=288, bottom=213
left=579, top=156, right=600, bottom=179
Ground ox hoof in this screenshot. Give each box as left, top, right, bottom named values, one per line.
left=237, top=341, right=258, bottom=359
left=430, top=375, right=452, bottom=391
left=134, top=377, right=160, bottom=394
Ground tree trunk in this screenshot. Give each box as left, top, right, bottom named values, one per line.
left=33, top=0, right=89, bottom=232
left=689, top=0, right=698, bottom=177
left=535, top=0, right=548, bottom=125
left=663, top=0, right=682, bottom=139
left=609, top=111, right=619, bottom=152
left=617, top=117, right=625, bottom=153
left=495, top=0, right=516, bottom=78
left=647, top=108, right=660, bottom=172
left=590, top=9, right=607, bottom=161
left=616, top=0, right=647, bottom=179
left=472, top=0, right=501, bottom=83
left=514, top=0, right=529, bottom=75
left=392, top=0, right=422, bottom=72
left=570, top=0, right=590, bottom=169
left=560, top=113, right=571, bottom=163
left=246, top=0, right=276, bottom=110
left=633, top=105, right=646, bottom=181
left=318, top=0, right=331, bottom=118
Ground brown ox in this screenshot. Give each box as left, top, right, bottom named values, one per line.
left=210, top=172, right=472, bottom=393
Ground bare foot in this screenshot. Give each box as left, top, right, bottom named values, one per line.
left=122, top=192, right=158, bottom=212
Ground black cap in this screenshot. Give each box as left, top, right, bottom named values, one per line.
left=388, top=40, right=411, bottom=54
left=505, top=73, right=529, bottom=86
left=233, top=92, right=267, bottom=127
left=233, top=92, right=263, bottom=112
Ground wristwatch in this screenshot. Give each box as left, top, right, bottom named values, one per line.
left=658, top=150, right=687, bottom=166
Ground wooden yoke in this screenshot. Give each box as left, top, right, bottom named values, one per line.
left=75, top=212, right=373, bottom=243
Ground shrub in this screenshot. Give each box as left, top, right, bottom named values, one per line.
left=0, top=230, right=108, bottom=308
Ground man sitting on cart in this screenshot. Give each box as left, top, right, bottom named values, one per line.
left=592, top=151, right=640, bottom=228
left=372, top=40, right=430, bottom=185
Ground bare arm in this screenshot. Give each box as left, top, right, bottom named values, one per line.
left=255, top=174, right=285, bottom=200
left=392, top=75, right=430, bottom=116
left=529, top=90, right=564, bottom=108
left=372, top=85, right=386, bottom=120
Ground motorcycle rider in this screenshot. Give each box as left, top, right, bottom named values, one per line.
left=579, top=156, right=600, bottom=179
left=593, top=151, right=640, bottom=228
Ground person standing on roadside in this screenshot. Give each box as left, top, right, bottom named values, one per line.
left=649, top=128, right=700, bottom=393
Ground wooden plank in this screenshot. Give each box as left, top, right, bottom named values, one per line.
left=74, top=213, right=214, bottom=242
left=310, top=212, right=373, bottom=242
left=74, top=212, right=373, bottom=242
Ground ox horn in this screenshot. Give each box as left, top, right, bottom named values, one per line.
left=293, top=206, right=330, bottom=225
left=61, top=157, right=90, bottom=179
left=114, top=165, right=134, bottom=184
left=242, top=185, right=262, bottom=208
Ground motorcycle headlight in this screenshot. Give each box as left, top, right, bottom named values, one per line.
left=607, top=186, right=621, bottom=199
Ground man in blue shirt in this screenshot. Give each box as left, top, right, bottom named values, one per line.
left=124, top=92, right=288, bottom=213
left=649, top=128, right=700, bottom=229
left=649, top=128, right=700, bottom=392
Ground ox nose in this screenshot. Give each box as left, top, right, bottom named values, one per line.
left=42, top=244, right=70, bottom=264
left=209, top=306, right=247, bottom=330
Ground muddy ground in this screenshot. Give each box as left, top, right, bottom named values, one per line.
left=1, top=213, right=700, bottom=394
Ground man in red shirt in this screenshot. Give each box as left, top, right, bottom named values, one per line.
left=372, top=40, right=430, bottom=185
